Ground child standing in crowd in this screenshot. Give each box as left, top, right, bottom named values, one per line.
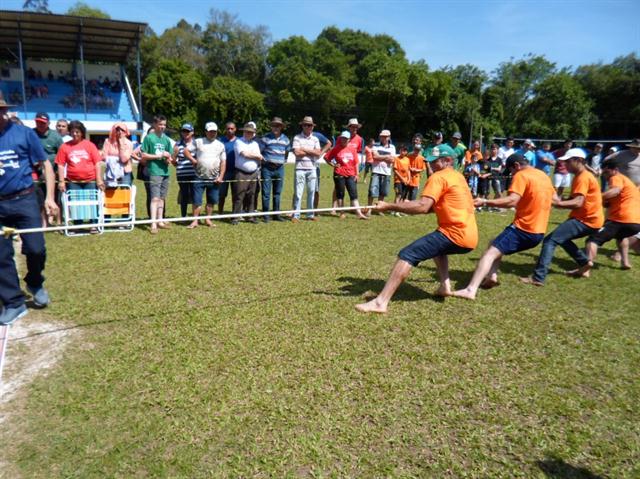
left=361, top=138, right=375, bottom=183
left=393, top=146, right=411, bottom=206
left=464, top=154, right=481, bottom=199
left=477, top=153, right=492, bottom=208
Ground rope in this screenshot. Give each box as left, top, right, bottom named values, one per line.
left=1, top=205, right=377, bottom=237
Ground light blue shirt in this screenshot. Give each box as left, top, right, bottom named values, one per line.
left=260, top=132, right=290, bottom=165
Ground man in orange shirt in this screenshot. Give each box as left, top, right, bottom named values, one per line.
left=356, top=145, right=478, bottom=313
left=453, top=153, right=554, bottom=300
left=520, top=149, right=604, bottom=286
left=407, top=134, right=426, bottom=200
left=567, top=158, right=640, bottom=277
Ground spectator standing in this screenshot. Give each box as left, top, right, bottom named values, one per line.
left=232, top=122, right=263, bottom=225
left=219, top=122, right=237, bottom=214
left=535, top=142, right=556, bottom=176
left=292, top=116, right=322, bottom=222
left=325, top=131, right=368, bottom=220
left=33, top=112, right=62, bottom=224
left=312, top=129, right=333, bottom=210
left=486, top=143, right=504, bottom=202
left=259, top=117, right=289, bottom=222
left=447, top=132, right=467, bottom=170
left=463, top=140, right=483, bottom=167
left=171, top=124, right=197, bottom=219
left=585, top=143, right=603, bottom=184
left=0, top=95, right=58, bottom=324
left=407, top=135, right=426, bottom=201
left=184, top=122, right=226, bottom=228
left=55, top=119, right=71, bottom=143
left=367, top=129, right=396, bottom=215
left=141, top=115, right=173, bottom=234
left=101, top=122, right=133, bottom=187
left=360, top=137, right=375, bottom=183
left=424, top=132, right=444, bottom=176
left=553, top=139, right=574, bottom=196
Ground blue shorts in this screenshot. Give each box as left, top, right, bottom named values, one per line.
left=369, top=173, right=390, bottom=198
left=398, top=230, right=472, bottom=267
left=193, top=180, right=220, bottom=206
left=492, top=224, right=544, bottom=255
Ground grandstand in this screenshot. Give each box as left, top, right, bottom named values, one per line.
left=0, top=10, right=147, bottom=138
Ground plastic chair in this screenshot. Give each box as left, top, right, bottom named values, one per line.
left=62, top=188, right=104, bottom=236
left=103, top=185, right=136, bottom=232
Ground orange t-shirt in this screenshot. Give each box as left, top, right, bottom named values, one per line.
left=364, top=146, right=374, bottom=163
left=464, top=150, right=483, bottom=166
left=606, top=174, right=640, bottom=223
left=421, top=168, right=478, bottom=249
left=393, top=155, right=411, bottom=184
left=408, top=152, right=425, bottom=187
left=509, top=166, right=555, bottom=234
left=569, top=170, right=604, bottom=229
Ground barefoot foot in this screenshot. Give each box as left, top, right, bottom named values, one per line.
left=355, top=299, right=388, bottom=314
left=452, top=288, right=477, bottom=300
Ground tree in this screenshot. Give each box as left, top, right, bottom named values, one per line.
left=197, top=76, right=265, bottom=127
left=141, top=59, right=204, bottom=129
left=22, top=0, right=50, bottom=13
left=155, top=20, right=206, bottom=72
left=521, top=73, right=594, bottom=139
left=202, top=9, right=271, bottom=90
left=65, top=1, right=110, bottom=18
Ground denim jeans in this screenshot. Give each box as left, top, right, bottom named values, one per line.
left=532, top=218, right=594, bottom=283
left=292, top=169, right=317, bottom=219
left=261, top=164, right=285, bottom=212
left=0, top=191, right=46, bottom=308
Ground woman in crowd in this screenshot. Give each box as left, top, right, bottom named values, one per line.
left=101, top=122, right=133, bottom=186
left=325, top=131, right=368, bottom=220
left=55, top=120, right=103, bottom=193
left=172, top=123, right=197, bottom=219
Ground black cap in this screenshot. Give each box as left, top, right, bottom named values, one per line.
left=35, top=112, right=50, bottom=122
left=602, top=158, right=620, bottom=170
left=506, top=153, right=527, bottom=169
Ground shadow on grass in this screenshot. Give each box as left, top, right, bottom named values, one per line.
left=315, top=275, right=448, bottom=303
left=537, top=456, right=605, bottom=479
left=13, top=291, right=311, bottom=341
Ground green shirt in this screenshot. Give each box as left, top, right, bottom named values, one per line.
left=447, top=142, right=467, bottom=169
left=423, top=143, right=443, bottom=162
left=34, top=128, right=62, bottom=164
left=142, top=132, right=173, bottom=176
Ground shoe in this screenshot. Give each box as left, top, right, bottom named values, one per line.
left=27, top=285, right=50, bottom=307
left=230, top=219, right=239, bottom=226
left=263, top=216, right=271, bottom=223
left=0, top=304, right=28, bottom=325
left=308, top=216, right=319, bottom=222
left=291, top=218, right=300, bottom=223
left=247, top=218, right=258, bottom=224
left=519, top=276, right=544, bottom=287
left=273, top=215, right=285, bottom=222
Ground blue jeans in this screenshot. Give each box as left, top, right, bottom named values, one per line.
left=261, top=164, right=285, bottom=212
left=532, top=218, right=594, bottom=283
left=399, top=230, right=472, bottom=267
left=0, top=191, right=46, bottom=308
left=293, top=169, right=317, bottom=219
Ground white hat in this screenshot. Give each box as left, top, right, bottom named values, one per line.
left=379, top=129, right=391, bottom=137
left=558, top=147, right=586, bottom=160
left=345, top=118, right=362, bottom=128
left=523, top=138, right=536, bottom=148
left=339, top=131, right=351, bottom=139
left=205, top=122, right=218, bottom=132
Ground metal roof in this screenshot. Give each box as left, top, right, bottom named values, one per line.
left=0, top=10, right=146, bottom=63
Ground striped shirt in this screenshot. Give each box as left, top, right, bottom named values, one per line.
left=260, top=132, right=290, bottom=165
left=175, top=139, right=196, bottom=179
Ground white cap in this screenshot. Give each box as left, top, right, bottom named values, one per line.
left=379, top=129, right=391, bottom=137
left=339, top=130, right=351, bottom=139
left=205, top=122, right=218, bottom=132
left=523, top=138, right=536, bottom=147
left=558, top=148, right=586, bottom=160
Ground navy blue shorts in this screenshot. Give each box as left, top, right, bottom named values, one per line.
left=398, top=230, right=472, bottom=267
left=492, top=224, right=544, bottom=255
left=193, top=180, right=220, bottom=206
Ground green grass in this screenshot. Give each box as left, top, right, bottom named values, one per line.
left=8, top=165, right=640, bottom=477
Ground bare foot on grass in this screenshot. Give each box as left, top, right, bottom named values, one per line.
left=434, top=285, right=453, bottom=297
left=480, top=278, right=500, bottom=289
left=519, top=276, right=544, bottom=287
left=452, top=288, right=477, bottom=300
left=355, top=299, right=388, bottom=314
left=565, top=262, right=592, bottom=278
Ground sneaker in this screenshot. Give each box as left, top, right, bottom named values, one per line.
left=27, top=285, right=50, bottom=307
left=230, top=219, right=239, bottom=226
left=263, top=216, right=271, bottom=223
left=273, top=215, right=285, bottom=222
left=0, top=304, right=28, bottom=325
left=247, top=217, right=258, bottom=224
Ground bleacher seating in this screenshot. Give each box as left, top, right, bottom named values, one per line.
left=0, top=78, right=135, bottom=122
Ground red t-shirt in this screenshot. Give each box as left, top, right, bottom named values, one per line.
left=348, top=134, right=363, bottom=154
left=326, top=144, right=358, bottom=177
left=55, top=139, right=101, bottom=182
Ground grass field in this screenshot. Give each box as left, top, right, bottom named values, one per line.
left=5, top=165, right=640, bottom=477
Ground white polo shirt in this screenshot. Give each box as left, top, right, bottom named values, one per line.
left=372, top=143, right=396, bottom=176
left=194, top=137, right=226, bottom=179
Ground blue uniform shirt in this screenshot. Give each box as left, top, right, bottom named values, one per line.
left=515, top=148, right=536, bottom=168
left=313, top=131, right=330, bottom=149
left=0, top=122, right=46, bottom=195
left=260, top=132, right=290, bottom=165
left=221, top=136, right=237, bottom=175
left=535, top=149, right=555, bottom=175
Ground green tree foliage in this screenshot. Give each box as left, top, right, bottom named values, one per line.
left=65, top=1, right=110, bottom=18
left=155, top=20, right=206, bottom=72
left=521, top=73, right=594, bottom=139
left=197, top=76, right=265, bottom=127
left=202, top=9, right=271, bottom=90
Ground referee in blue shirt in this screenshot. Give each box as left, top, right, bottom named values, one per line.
left=0, top=95, right=58, bottom=325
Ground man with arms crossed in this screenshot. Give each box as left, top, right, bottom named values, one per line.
left=520, top=148, right=603, bottom=286
left=356, top=145, right=478, bottom=313
left=453, top=153, right=554, bottom=300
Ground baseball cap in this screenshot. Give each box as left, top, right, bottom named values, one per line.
left=339, top=131, right=350, bottom=139
left=523, top=138, right=536, bottom=148
left=558, top=148, right=586, bottom=161
left=181, top=123, right=194, bottom=132
left=379, top=129, right=391, bottom=137
left=433, top=131, right=443, bottom=138
left=452, top=132, right=462, bottom=139
left=426, top=144, right=455, bottom=161
left=205, top=122, right=218, bottom=132
left=35, top=112, right=50, bottom=123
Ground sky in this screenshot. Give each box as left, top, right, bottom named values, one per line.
left=4, top=0, right=639, bottom=73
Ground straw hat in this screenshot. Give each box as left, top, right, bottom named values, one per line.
left=299, top=116, right=316, bottom=126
